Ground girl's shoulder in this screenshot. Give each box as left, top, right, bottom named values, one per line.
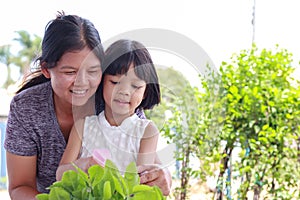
left=143, top=121, right=159, bottom=138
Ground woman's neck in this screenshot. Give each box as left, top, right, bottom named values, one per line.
left=53, top=95, right=95, bottom=141
left=54, top=95, right=95, bottom=121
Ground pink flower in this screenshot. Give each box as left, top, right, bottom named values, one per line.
left=92, top=149, right=112, bottom=167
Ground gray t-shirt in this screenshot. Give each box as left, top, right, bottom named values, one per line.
left=4, top=81, right=66, bottom=193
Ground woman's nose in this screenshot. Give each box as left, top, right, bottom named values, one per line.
left=74, top=71, right=87, bottom=85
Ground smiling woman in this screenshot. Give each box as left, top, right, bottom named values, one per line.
left=4, top=13, right=105, bottom=200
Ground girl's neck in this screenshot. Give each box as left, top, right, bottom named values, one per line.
left=104, top=107, right=134, bottom=127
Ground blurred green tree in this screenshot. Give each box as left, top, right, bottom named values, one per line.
left=197, top=44, right=300, bottom=199
left=163, top=44, right=300, bottom=200
left=0, top=30, right=41, bottom=89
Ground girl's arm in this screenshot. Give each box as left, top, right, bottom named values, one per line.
left=137, top=121, right=159, bottom=165
left=136, top=122, right=172, bottom=196
left=56, top=118, right=86, bottom=180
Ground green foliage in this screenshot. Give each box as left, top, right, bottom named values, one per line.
left=196, top=44, right=300, bottom=199
left=0, top=30, right=41, bottom=88
left=0, top=44, right=14, bottom=88
left=145, top=66, right=191, bottom=129
left=146, top=66, right=203, bottom=199
left=36, top=160, right=165, bottom=200
left=159, top=68, right=202, bottom=199
left=161, top=44, right=300, bottom=199
left=12, top=30, right=42, bottom=73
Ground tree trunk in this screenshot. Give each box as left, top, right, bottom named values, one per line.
left=216, top=147, right=233, bottom=200
left=253, top=185, right=261, bottom=200
left=178, top=146, right=190, bottom=200
left=4, top=65, right=14, bottom=88
left=297, top=137, right=300, bottom=163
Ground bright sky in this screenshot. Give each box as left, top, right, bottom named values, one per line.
left=0, top=0, right=300, bottom=97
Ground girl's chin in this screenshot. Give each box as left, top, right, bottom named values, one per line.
left=111, top=111, right=131, bottom=117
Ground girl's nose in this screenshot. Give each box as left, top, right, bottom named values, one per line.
left=117, top=84, right=131, bottom=96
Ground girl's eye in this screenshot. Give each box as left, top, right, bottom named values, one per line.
left=110, top=80, right=119, bottom=85
left=132, top=84, right=144, bottom=89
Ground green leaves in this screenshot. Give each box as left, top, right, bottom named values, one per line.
left=103, top=181, right=112, bottom=199
left=124, top=161, right=140, bottom=194
left=161, top=43, right=300, bottom=199
left=36, top=160, right=165, bottom=200
left=0, top=30, right=42, bottom=88
left=205, top=44, right=300, bottom=199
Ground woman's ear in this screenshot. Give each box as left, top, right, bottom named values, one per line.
left=41, top=68, right=51, bottom=79
left=41, top=62, right=51, bottom=78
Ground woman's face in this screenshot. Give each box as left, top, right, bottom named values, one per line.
left=42, top=47, right=102, bottom=107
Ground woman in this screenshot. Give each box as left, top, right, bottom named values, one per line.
left=4, top=12, right=171, bottom=199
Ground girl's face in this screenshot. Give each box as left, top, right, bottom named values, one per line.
left=42, top=47, right=102, bottom=107
left=103, top=64, right=146, bottom=120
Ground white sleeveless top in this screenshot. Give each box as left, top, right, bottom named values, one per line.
left=80, top=111, right=150, bottom=173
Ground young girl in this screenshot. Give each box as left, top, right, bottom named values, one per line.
left=57, top=39, right=161, bottom=177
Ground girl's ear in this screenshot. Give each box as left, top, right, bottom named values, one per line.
left=41, top=62, right=51, bottom=78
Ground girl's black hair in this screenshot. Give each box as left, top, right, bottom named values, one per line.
left=17, top=11, right=104, bottom=94
left=100, top=39, right=161, bottom=110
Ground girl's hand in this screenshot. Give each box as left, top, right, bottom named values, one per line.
left=73, top=156, right=98, bottom=171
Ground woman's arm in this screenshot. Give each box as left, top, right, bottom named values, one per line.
left=137, top=121, right=159, bottom=166
left=6, top=152, right=39, bottom=200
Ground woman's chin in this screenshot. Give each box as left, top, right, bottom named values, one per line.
left=71, top=99, right=90, bottom=107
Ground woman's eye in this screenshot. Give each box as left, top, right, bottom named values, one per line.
left=88, top=71, right=98, bottom=75
left=88, top=70, right=100, bottom=74
left=64, top=71, right=76, bottom=75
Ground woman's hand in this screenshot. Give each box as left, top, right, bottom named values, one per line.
left=137, top=164, right=172, bottom=196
